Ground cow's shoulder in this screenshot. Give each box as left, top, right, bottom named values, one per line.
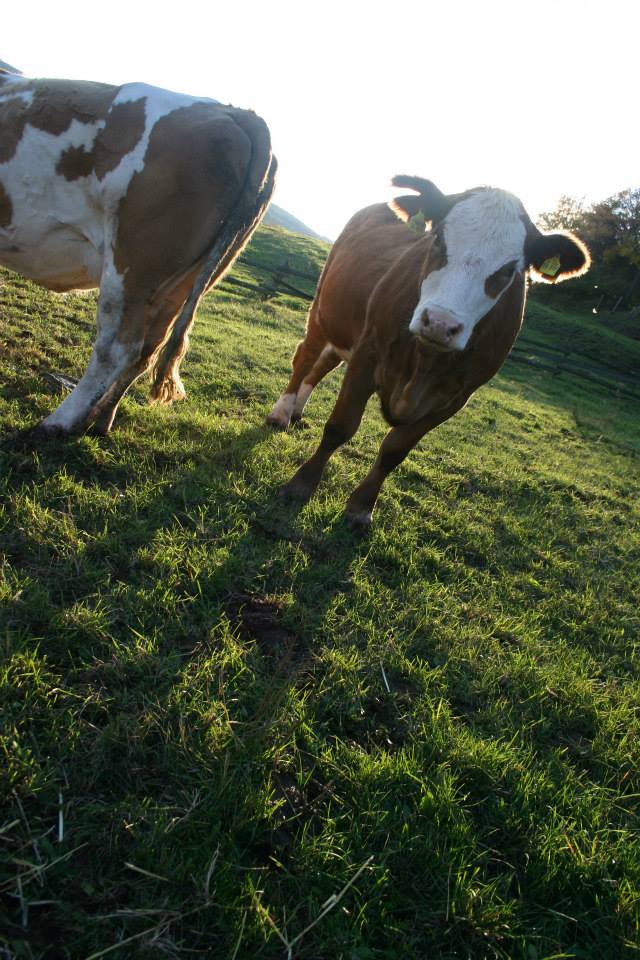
left=26, top=78, right=117, bottom=134
left=0, top=75, right=118, bottom=167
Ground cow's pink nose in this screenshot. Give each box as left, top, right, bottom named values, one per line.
left=420, top=309, right=463, bottom=341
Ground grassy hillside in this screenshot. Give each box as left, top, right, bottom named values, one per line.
left=1, top=226, right=639, bottom=960
left=262, top=204, right=330, bottom=242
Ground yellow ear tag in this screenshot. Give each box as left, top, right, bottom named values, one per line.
left=408, top=211, right=426, bottom=234
left=539, top=255, right=561, bottom=279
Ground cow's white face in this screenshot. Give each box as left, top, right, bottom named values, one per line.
left=408, top=189, right=527, bottom=351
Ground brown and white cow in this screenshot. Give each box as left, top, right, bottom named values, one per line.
left=0, top=68, right=276, bottom=435
left=270, top=176, right=589, bottom=526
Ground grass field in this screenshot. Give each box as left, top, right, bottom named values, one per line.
left=1, top=226, right=639, bottom=959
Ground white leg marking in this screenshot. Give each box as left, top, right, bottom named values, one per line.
left=41, top=263, right=140, bottom=432
left=267, top=392, right=296, bottom=428
left=41, top=340, right=141, bottom=432
left=293, top=382, right=313, bottom=418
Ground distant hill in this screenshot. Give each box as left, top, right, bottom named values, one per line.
left=0, top=59, right=21, bottom=74
left=263, top=203, right=330, bottom=242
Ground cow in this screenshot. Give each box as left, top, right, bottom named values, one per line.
left=0, top=67, right=276, bottom=435
left=269, top=176, right=590, bottom=527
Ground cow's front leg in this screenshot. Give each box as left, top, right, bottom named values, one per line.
left=345, top=400, right=467, bottom=528
left=280, top=345, right=376, bottom=502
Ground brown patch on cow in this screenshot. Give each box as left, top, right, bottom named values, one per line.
left=484, top=264, right=517, bottom=299
left=94, top=99, right=146, bottom=179
left=0, top=180, right=12, bottom=227
left=113, top=101, right=251, bottom=306
left=27, top=80, right=116, bottom=136
left=1, top=78, right=118, bottom=165
left=56, top=143, right=96, bottom=180
left=0, top=96, right=28, bottom=163
left=311, top=203, right=421, bottom=355
left=55, top=98, right=147, bottom=182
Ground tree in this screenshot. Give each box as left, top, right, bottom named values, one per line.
left=584, top=188, right=640, bottom=269
left=537, top=188, right=640, bottom=310
left=537, top=194, right=586, bottom=233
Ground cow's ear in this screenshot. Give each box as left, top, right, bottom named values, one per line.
left=389, top=175, right=451, bottom=224
left=527, top=229, right=591, bottom=283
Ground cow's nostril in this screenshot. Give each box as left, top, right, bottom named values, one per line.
left=421, top=311, right=431, bottom=327
left=447, top=323, right=463, bottom=337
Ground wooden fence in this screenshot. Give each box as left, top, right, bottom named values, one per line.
left=220, top=255, right=316, bottom=303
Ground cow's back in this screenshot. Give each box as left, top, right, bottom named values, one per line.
left=315, top=203, right=421, bottom=350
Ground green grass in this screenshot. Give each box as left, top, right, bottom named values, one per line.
left=1, top=226, right=639, bottom=959
left=522, top=298, right=640, bottom=378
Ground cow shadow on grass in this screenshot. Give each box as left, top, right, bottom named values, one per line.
left=1, top=409, right=386, bottom=955
left=2, top=406, right=636, bottom=957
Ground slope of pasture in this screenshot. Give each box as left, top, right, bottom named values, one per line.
left=1, top=226, right=639, bottom=960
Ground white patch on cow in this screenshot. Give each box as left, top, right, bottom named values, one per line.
left=293, top=382, right=314, bottom=417
left=409, top=189, right=527, bottom=350
left=267, top=392, right=296, bottom=427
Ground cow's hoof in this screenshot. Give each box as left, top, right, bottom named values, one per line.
left=90, top=413, right=115, bottom=436
left=279, top=478, right=314, bottom=502
left=266, top=413, right=291, bottom=430
left=344, top=507, right=373, bottom=532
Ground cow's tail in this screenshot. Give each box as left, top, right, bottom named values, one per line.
left=150, top=111, right=277, bottom=404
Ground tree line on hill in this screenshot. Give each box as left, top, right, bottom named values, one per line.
left=536, top=187, right=640, bottom=316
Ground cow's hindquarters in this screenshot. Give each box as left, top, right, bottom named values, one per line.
left=150, top=113, right=277, bottom=406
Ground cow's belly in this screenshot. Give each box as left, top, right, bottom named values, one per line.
left=0, top=225, right=103, bottom=291
left=0, top=120, right=106, bottom=291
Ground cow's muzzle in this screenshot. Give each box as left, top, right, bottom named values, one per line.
left=414, top=307, right=464, bottom=351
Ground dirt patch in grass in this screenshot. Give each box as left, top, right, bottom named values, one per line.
left=228, top=593, right=298, bottom=657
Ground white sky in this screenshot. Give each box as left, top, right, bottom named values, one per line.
left=4, top=0, right=639, bottom=239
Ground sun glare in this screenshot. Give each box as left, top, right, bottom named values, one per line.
left=4, top=0, right=639, bottom=239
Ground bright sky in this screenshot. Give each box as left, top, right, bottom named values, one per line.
left=4, top=0, right=639, bottom=239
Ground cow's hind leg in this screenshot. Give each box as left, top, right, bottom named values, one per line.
left=267, top=304, right=333, bottom=429
left=91, top=281, right=199, bottom=434
left=92, top=289, right=196, bottom=434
